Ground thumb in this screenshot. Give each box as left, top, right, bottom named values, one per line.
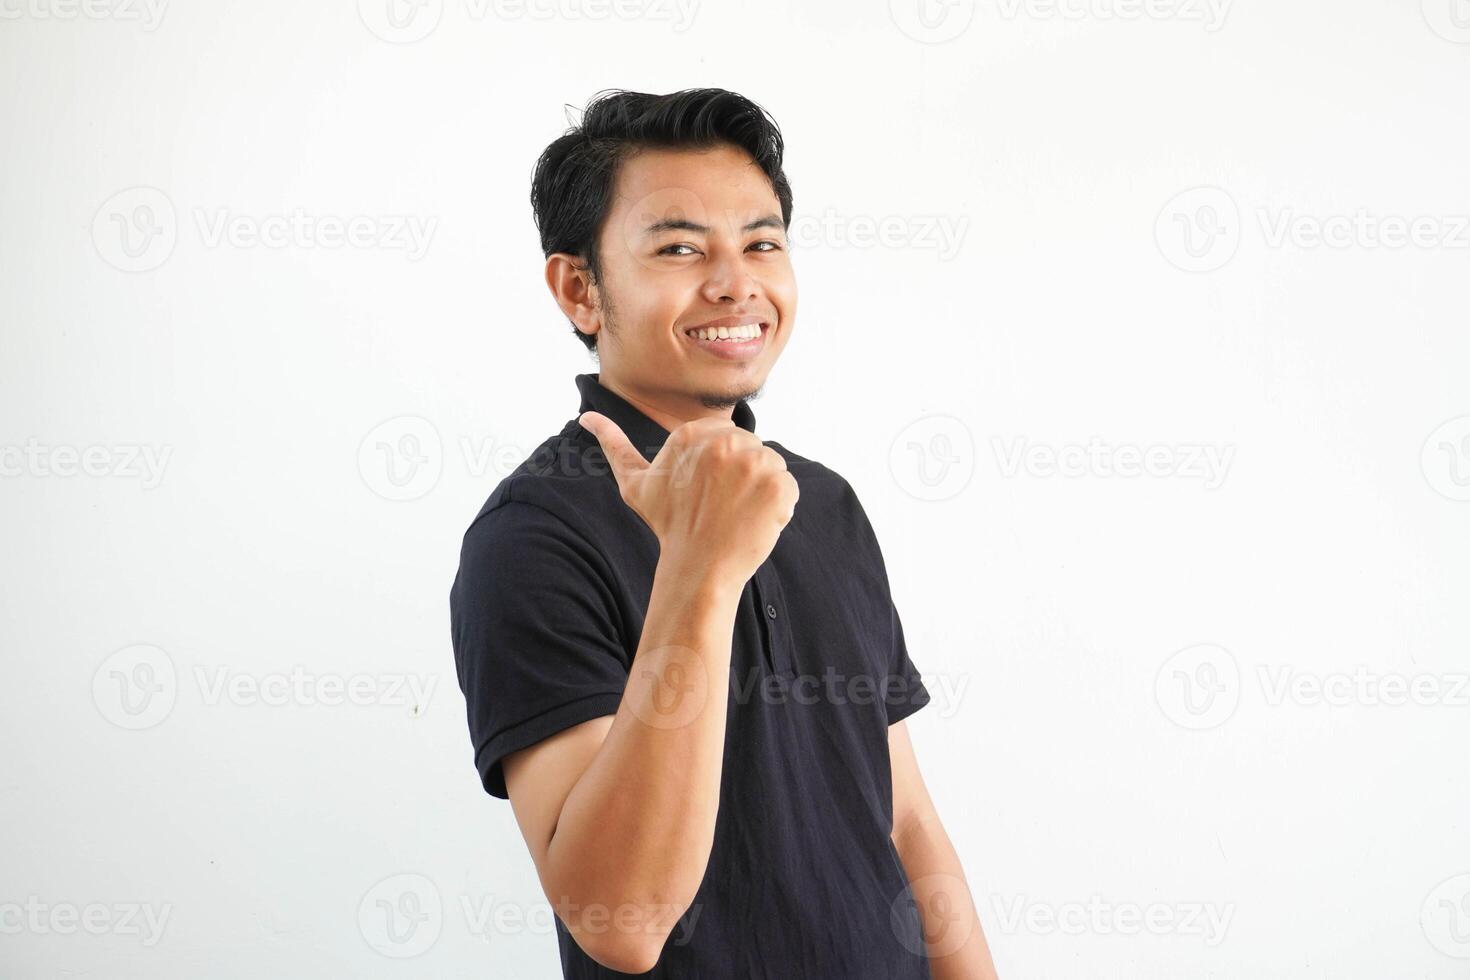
left=578, top=411, right=648, bottom=486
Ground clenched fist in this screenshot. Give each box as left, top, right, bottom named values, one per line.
left=579, top=411, right=799, bottom=587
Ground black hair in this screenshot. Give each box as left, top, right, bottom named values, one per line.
left=530, top=88, right=794, bottom=352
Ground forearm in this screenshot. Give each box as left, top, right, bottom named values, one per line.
left=893, top=818, right=998, bottom=980
left=544, top=551, right=740, bottom=941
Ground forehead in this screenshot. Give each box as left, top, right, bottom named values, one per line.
left=606, top=143, right=779, bottom=232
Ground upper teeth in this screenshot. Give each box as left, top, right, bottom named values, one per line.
left=688, top=323, right=762, bottom=341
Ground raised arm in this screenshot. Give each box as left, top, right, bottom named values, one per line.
left=500, top=412, right=798, bottom=973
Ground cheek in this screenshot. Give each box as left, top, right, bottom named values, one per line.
left=638, top=273, right=694, bottom=312
left=772, top=277, right=797, bottom=319
left=608, top=279, right=676, bottom=342
left=768, top=261, right=796, bottom=300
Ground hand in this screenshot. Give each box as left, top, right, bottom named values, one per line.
left=579, top=411, right=799, bottom=586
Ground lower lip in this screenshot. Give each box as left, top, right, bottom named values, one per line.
left=683, top=324, right=769, bottom=361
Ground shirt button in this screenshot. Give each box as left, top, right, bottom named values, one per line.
left=765, top=603, right=778, bottom=619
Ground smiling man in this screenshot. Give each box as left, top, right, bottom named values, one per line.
left=450, top=88, right=997, bottom=979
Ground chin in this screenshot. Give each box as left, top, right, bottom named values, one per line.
left=695, top=379, right=764, bottom=410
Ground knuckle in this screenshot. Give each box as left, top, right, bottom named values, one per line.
left=760, top=471, right=788, bottom=502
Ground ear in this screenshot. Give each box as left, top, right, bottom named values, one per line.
left=545, top=253, right=601, bottom=344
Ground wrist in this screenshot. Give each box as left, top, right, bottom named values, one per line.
left=654, top=548, right=745, bottom=607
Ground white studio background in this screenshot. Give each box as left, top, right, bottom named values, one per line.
left=2, top=1, right=1468, bottom=977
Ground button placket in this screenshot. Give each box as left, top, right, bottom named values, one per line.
left=752, top=564, right=795, bottom=676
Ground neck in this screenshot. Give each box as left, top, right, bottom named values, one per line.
left=598, top=373, right=736, bottom=434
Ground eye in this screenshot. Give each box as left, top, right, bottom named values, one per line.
left=657, top=241, right=784, bottom=257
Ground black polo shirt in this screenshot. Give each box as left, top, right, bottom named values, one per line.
left=450, top=372, right=933, bottom=979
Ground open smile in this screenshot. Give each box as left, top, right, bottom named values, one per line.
left=682, top=317, right=771, bottom=362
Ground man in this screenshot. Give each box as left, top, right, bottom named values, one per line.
left=450, top=88, right=997, bottom=979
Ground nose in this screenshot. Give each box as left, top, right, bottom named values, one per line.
left=700, top=252, right=760, bottom=304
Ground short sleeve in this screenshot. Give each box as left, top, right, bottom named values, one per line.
left=450, top=499, right=630, bottom=799
left=885, top=599, right=931, bottom=725
left=841, top=479, right=933, bottom=726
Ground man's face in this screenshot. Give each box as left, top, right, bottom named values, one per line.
left=587, top=143, right=796, bottom=410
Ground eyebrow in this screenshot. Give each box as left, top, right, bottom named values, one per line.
left=642, top=213, right=785, bottom=236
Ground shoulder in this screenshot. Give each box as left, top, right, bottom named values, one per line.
left=460, top=419, right=625, bottom=544
left=451, top=421, right=642, bottom=599
left=762, top=439, right=884, bottom=546
left=764, top=439, right=852, bottom=499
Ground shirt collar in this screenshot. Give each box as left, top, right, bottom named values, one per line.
left=575, top=372, right=758, bottom=462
